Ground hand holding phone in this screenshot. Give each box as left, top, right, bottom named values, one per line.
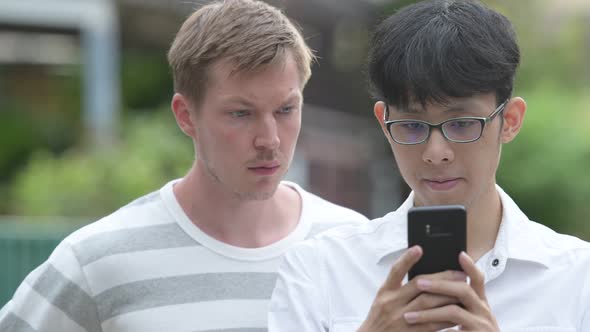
left=407, top=205, right=466, bottom=280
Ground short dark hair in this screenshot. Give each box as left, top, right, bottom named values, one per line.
left=368, top=0, right=520, bottom=110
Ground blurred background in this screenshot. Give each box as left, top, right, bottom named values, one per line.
left=0, top=0, right=589, bottom=304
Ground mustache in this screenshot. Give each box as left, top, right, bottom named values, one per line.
left=252, top=149, right=280, bottom=162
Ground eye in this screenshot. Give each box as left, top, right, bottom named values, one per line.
left=449, top=119, right=477, bottom=128
left=230, top=110, right=250, bottom=117
left=277, top=106, right=294, bottom=115
left=401, top=122, right=426, bottom=130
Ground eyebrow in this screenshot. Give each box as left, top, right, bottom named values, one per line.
left=223, top=96, right=255, bottom=108
left=282, top=93, right=302, bottom=105
left=223, top=91, right=301, bottom=108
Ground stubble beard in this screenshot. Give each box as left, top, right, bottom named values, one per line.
left=202, top=149, right=284, bottom=202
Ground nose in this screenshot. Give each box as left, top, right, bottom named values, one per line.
left=422, top=128, right=454, bottom=165
left=254, top=115, right=280, bottom=150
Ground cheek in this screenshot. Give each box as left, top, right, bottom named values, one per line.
left=198, top=123, right=243, bottom=154
left=463, top=142, right=501, bottom=176
left=280, top=118, right=301, bottom=146
left=391, top=147, right=418, bottom=179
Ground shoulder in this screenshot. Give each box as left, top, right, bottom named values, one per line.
left=313, top=213, right=392, bottom=245
left=523, top=219, right=590, bottom=266
left=284, top=181, right=369, bottom=224
left=526, top=220, right=590, bottom=249
left=289, top=213, right=392, bottom=262
left=499, top=186, right=590, bottom=266
left=70, top=190, right=167, bottom=237
left=56, top=188, right=177, bottom=264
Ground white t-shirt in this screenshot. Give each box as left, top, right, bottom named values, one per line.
left=269, top=185, right=590, bottom=332
left=0, top=180, right=367, bottom=332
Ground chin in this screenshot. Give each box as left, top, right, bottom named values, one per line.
left=415, top=192, right=465, bottom=207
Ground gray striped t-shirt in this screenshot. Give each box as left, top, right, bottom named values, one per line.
left=0, top=180, right=367, bottom=332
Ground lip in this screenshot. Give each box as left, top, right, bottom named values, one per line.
left=248, top=163, right=281, bottom=176
left=423, top=178, right=461, bottom=191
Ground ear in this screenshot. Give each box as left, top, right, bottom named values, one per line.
left=171, top=93, right=197, bottom=138
left=373, top=101, right=393, bottom=143
left=500, top=97, right=526, bottom=144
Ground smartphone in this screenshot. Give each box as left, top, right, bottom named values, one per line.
left=407, top=205, right=466, bottom=280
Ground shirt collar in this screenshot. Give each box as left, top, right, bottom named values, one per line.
left=373, top=191, right=413, bottom=264
left=374, top=185, right=552, bottom=268
left=495, top=186, right=552, bottom=268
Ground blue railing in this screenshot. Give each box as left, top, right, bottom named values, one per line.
left=0, top=217, right=86, bottom=306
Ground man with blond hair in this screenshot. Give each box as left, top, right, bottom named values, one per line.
left=0, top=1, right=367, bottom=331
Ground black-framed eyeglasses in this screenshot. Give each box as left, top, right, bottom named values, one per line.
left=384, top=100, right=509, bottom=145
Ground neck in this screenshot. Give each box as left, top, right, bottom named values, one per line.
left=466, top=183, right=503, bottom=261
left=173, top=164, right=301, bottom=248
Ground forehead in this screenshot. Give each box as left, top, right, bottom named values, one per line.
left=209, top=53, right=301, bottom=87
left=201, top=55, right=302, bottom=107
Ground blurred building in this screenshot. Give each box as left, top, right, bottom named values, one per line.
left=0, top=0, right=119, bottom=148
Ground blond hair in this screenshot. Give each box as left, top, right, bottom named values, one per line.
left=167, top=0, right=315, bottom=106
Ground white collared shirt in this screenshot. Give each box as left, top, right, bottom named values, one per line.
left=269, top=186, right=590, bottom=332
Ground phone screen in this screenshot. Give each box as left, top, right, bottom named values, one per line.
left=407, top=205, right=466, bottom=280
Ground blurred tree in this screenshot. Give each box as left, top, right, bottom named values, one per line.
left=0, top=66, right=82, bottom=213
left=492, top=0, right=590, bottom=239
left=121, top=52, right=172, bottom=110
left=9, top=110, right=193, bottom=218
left=0, top=50, right=173, bottom=215
left=499, top=86, right=590, bottom=239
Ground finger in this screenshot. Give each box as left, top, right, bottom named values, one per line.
left=403, top=305, right=465, bottom=328
left=382, top=246, right=423, bottom=290
left=413, top=277, right=481, bottom=311
left=412, top=269, right=467, bottom=283
left=400, top=270, right=466, bottom=306
left=406, top=292, right=460, bottom=312
left=459, top=252, right=486, bottom=300
left=403, top=304, right=471, bottom=327
left=403, top=320, right=456, bottom=332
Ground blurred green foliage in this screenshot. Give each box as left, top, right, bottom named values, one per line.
left=0, top=66, right=82, bottom=213
left=494, top=1, right=590, bottom=239
left=499, top=86, right=590, bottom=239
left=0, top=52, right=174, bottom=216
left=121, top=52, right=172, bottom=110
left=0, top=68, right=81, bottom=182
left=9, top=111, right=193, bottom=218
